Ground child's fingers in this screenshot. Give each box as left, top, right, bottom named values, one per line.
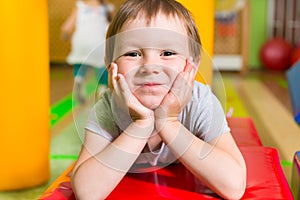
left=110, top=65, right=138, bottom=108
left=184, top=57, right=194, bottom=73
left=111, top=63, right=120, bottom=94
left=170, top=74, right=191, bottom=104
left=168, top=59, right=195, bottom=105
left=113, top=68, right=153, bottom=121
left=110, top=63, right=132, bottom=113
left=174, top=58, right=195, bottom=92
left=115, top=73, right=132, bottom=104
left=111, top=63, right=118, bottom=83
left=185, top=58, right=197, bottom=86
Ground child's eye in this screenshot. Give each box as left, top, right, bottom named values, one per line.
left=161, top=50, right=177, bottom=57
left=123, top=51, right=141, bottom=57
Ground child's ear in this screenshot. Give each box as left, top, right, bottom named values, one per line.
left=188, top=56, right=200, bottom=69
left=193, top=56, right=201, bottom=68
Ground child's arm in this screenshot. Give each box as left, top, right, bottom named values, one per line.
left=157, top=124, right=246, bottom=199
left=71, top=63, right=154, bottom=200
left=60, top=7, right=77, bottom=41
left=71, top=126, right=152, bottom=200
left=154, top=60, right=246, bottom=199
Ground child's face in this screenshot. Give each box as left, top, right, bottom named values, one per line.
left=113, top=14, right=191, bottom=109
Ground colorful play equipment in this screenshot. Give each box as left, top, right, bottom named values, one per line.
left=0, top=1, right=50, bottom=190
left=215, top=0, right=245, bottom=19
left=260, top=38, right=293, bottom=70
left=290, top=46, right=300, bottom=66
left=286, top=60, right=300, bottom=125
left=291, top=151, right=300, bottom=199
left=39, top=117, right=293, bottom=199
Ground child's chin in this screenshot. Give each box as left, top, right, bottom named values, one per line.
left=137, top=96, right=164, bottom=110
left=142, top=101, right=161, bottom=110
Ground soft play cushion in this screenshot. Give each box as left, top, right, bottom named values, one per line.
left=39, top=147, right=293, bottom=200
left=227, top=117, right=263, bottom=147
left=291, top=151, right=300, bottom=199
left=286, top=61, right=300, bottom=125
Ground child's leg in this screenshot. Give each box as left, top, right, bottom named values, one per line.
left=73, top=64, right=89, bottom=104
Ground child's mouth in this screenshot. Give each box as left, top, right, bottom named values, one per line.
left=143, top=83, right=161, bottom=87
left=138, top=82, right=164, bottom=91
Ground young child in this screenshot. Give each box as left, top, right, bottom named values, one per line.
left=71, top=0, right=246, bottom=199
left=61, top=0, right=113, bottom=103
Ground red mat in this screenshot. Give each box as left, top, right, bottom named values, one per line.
left=40, top=118, right=293, bottom=199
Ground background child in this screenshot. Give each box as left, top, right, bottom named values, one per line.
left=61, top=0, right=113, bottom=103
left=71, top=0, right=246, bottom=199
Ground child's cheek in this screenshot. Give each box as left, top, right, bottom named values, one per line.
left=165, top=59, right=185, bottom=72
left=115, top=60, right=132, bottom=75
left=177, top=60, right=187, bottom=73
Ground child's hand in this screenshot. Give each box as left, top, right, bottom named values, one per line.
left=110, top=63, right=154, bottom=127
left=60, top=25, right=72, bottom=41
left=154, top=59, right=197, bottom=131
left=60, top=32, right=71, bottom=41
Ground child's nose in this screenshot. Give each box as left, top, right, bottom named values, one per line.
left=139, top=52, right=162, bottom=74
left=139, top=64, right=161, bottom=75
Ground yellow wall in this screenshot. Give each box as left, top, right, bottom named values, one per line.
left=178, top=0, right=214, bottom=85
left=0, top=1, right=50, bottom=190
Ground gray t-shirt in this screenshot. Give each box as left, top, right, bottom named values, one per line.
left=86, top=81, right=230, bottom=171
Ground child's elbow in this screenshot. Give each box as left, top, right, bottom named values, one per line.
left=73, top=184, right=108, bottom=200
left=71, top=176, right=109, bottom=200
left=220, top=176, right=246, bottom=200
left=75, top=192, right=107, bottom=200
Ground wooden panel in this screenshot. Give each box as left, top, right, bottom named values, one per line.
left=271, top=0, right=300, bottom=45
left=48, top=0, right=74, bottom=62
left=239, top=79, right=300, bottom=161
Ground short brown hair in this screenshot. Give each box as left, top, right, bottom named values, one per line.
left=105, top=0, right=201, bottom=65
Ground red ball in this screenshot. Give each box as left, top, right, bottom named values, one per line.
left=260, top=38, right=293, bottom=70
left=290, top=47, right=300, bottom=66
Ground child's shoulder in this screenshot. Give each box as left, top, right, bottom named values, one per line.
left=193, top=81, right=212, bottom=98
